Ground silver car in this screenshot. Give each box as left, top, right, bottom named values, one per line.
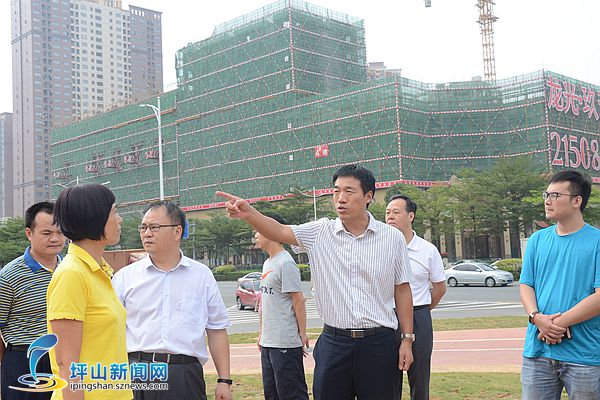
left=445, top=262, right=514, bottom=287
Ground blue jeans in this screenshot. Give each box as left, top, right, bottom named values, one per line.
left=522, top=356, right=600, bottom=400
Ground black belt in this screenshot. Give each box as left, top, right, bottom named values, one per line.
left=323, top=324, right=393, bottom=339
left=128, top=351, right=198, bottom=364
left=414, top=304, right=430, bottom=311
left=6, top=343, right=30, bottom=352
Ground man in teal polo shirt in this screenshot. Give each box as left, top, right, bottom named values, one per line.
left=0, top=202, right=65, bottom=400
left=520, top=170, right=600, bottom=399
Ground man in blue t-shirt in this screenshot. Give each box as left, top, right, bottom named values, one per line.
left=520, top=170, right=600, bottom=399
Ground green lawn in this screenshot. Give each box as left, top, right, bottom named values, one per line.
left=206, top=372, right=568, bottom=399
left=228, top=316, right=528, bottom=345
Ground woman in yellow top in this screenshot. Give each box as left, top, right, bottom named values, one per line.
left=47, top=184, right=132, bottom=400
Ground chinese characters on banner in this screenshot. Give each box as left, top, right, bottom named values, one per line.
left=547, top=76, right=600, bottom=121
left=314, top=144, right=329, bottom=158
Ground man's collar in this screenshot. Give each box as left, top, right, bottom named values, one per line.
left=144, top=250, right=188, bottom=271
left=24, top=246, right=62, bottom=273
left=334, top=211, right=380, bottom=235
left=406, top=231, right=420, bottom=251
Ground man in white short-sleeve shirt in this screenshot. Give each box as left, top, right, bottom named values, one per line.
left=217, top=164, right=415, bottom=400
left=112, top=201, right=233, bottom=400
left=386, top=194, right=446, bottom=400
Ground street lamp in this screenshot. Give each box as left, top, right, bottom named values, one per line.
left=55, top=177, right=111, bottom=189
left=140, top=96, right=164, bottom=201
left=289, top=186, right=330, bottom=221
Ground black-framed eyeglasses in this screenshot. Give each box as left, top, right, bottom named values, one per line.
left=542, top=191, right=581, bottom=201
left=137, top=224, right=179, bottom=232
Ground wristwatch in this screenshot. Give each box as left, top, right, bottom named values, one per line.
left=400, top=333, right=416, bottom=342
left=217, top=378, right=233, bottom=385
left=528, top=310, right=540, bottom=324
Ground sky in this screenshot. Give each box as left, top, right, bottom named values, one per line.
left=0, top=0, right=598, bottom=113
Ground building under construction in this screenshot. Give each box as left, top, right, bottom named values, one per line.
left=51, top=0, right=600, bottom=223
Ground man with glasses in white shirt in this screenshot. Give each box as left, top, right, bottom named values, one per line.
left=112, top=201, right=232, bottom=400
left=520, top=170, right=600, bottom=399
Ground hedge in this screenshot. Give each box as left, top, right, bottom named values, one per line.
left=213, top=264, right=235, bottom=274
left=212, top=268, right=311, bottom=281
left=495, top=258, right=522, bottom=280
left=213, top=270, right=258, bottom=281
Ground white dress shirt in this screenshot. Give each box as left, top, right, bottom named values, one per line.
left=406, top=232, right=446, bottom=306
left=291, top=212, right=412, bottom=330
left=112, top=254, right=230, bottom=364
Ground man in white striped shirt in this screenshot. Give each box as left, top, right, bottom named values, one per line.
left=217, top=164, right=415, bottom=400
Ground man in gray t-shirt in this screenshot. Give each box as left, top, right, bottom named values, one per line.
left=256, top=214, right=309, bottom=400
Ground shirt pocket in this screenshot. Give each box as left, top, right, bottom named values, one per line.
left=175, top=294, right=204, bottom=326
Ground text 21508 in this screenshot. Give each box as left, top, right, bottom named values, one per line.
left=550, top=132, right=600, bottom=170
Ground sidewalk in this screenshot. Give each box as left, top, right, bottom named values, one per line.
left=204, top=327, right=525, bottom=375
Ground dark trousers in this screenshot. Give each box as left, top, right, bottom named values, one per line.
left=1, top=349, right=51, bottom=400
left=128, top=356, right=206, bottom=400
left=312, top=328, right=399, bottom=400
left=395, top=306, right=434, bottom=400
left=261, top=347, right=308, bottom=400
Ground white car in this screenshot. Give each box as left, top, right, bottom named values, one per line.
left=237, top=271, right=262, bottom=282
left=445, top=262, right=514, bottom=287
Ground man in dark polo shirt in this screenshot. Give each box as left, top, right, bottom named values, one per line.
left=0, top=202, right=65, bottom=400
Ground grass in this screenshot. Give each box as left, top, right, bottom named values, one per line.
left=228, top=316, right=528, bottom=345
left=206, top=372, right=567, bottom=399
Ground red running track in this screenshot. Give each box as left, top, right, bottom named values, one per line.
left=204, top=327, right=525, bottom=374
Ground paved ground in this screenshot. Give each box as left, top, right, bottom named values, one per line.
left=223, top=282, right=525, bottom=333
left=204, top=327, right=525, bottom=375
left=226, top=297, right=525, bottom=333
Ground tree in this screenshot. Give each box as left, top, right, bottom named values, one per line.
left=117, top=215, right=143, bottom=250
left=0, top=218, right=30, bottom=267
left=194, top=215, right=253, bottom=267
left=585, top=186, right=600, bottom=227
left=451, top=157, right=547, bottom=240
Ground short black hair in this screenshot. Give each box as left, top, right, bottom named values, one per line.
left=144, top=201, right=186, bottom=238
left=54, top=184, right=116, bottom=241
left=25, top=201, right=55, bottom=230
left=389, top=194, right=417, bottom=216
left=549, top=170, right=592, bottom=212
left=332, top=164, right=376, bottom=208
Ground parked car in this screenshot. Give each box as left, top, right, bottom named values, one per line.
left=237, top=271, right=262, bottom=282
left=444, top=262, right=514, bottom=287
left=235, top=279, right=262, bottom=310
left=453, top=259, right=498, bottom=269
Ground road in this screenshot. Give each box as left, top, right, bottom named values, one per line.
left=220, top=281, right=524, bottom=334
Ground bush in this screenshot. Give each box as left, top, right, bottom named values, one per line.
left=214, top=272, right=246, bottom=281
left=301, top=270, right=311, bottom=281
left=495, top=258, right=522, bottom=280
left=213, top=264, right=235, bottom=274
left=297, top=263, right=310, bottom=272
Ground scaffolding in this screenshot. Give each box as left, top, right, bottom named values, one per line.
left=51, top=0, right=600, bottom=214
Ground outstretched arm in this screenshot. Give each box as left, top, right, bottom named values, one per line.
left=216, top=191, right=298, bottom=245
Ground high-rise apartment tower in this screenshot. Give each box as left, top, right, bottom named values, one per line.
left=10, top=0, right=162, bottom=216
